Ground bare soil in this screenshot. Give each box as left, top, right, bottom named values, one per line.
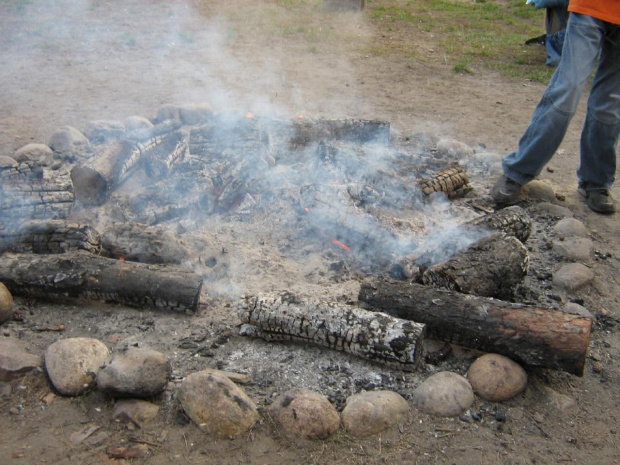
left=1, top=1, right=619, bottom=464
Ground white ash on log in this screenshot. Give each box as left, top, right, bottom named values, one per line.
left=141, top=129, right=189, bottom=180
left=0, top=161, right=74, bottom=228
left=465, top=205, right=532, bottom=243
left=289, top=118, right=390, bottom=146
left=0, top=251, right=205, bottom=313
left=358, top=280, right=592, bottom=376
left=238, top=292, right=426, bottom=370
left=0, top=219, right=101, bottom=255
left=421, top=232, right=529, bottom=300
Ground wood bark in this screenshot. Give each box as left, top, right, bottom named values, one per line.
left=464, top=205, right=532, bottom=243
left=418, top=166, right=470, bottom=198
left=358, top=280, right=592, bottom=376
left=0, top=219, right=101, bottom=255
left=421, top=232, right=529, bottom=300
left=141, top=129, right=189, bottom=180
left=238, top=292, right=426, bottom=370
left=0, top=251, right=205, bottom=313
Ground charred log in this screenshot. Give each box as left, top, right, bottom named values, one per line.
left=359, top=280, right=591, bottom=376
left=289, top=118, right=390, bottom=146
left=71, top=140, right=140, bottom=205
left=464, top=205, right=532, bottom=243
left=0, top=162, right=74, bottom=228
left=0, top=220, right=101, bottom=255
left=101, top=222, right=190, bottom=264
left=239, top=292, right=425, bottom=370
left=142, top=129, right=189, bottom=179
left=0, top=251, right=205, bottom=313
left=421, top=232, right=529, bottom=300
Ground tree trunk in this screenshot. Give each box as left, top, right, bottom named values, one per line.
left=238, top=292, right=426, bottom=370
left=0, top=251, right=205, bottom=313
left=358, top=280, right=591, bottom=376
left=421, top=232, right=529, bottom=300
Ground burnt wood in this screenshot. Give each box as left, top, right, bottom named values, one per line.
left=0, top=251, right=205, bottom=313
left=239, top=292, right=426, bottom=370
left=359, top=280, right=592, bottom=376
left=421, top=232, right=529, bottom=300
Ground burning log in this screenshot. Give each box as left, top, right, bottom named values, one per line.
left=0, top=162, right=74, bottom=227
left=238, top=292, right=426, bottom=370
left=421, top=232, right=529, bottom=300
left=418, top=166, right=470, bottom=198
left=141, top=129, right=189, bottom=180
left=71, top=140, right=141, bottom=205
left=100, top=222, right=190, bottom=264
left=289, top=118, right=390, bottom=146
left=0, top=251, right=205, bottom=313
left=358, top=280, right=592, bottom=376
left=465, top=205, right=532, bottom=243
left=0, top=220, right=101, bottom=255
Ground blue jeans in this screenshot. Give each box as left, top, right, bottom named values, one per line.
left=502, top=13, right=620, bottom=191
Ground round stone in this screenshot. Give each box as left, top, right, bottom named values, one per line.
left=178, top=369, right=258, bottom=438
left=552, top=237, right=594, bottom=261
left=14, top=143, right=54, bottom=165
left=97, top=348, right=170, bottom=398
left=123, top=116, right=154, bottom=131
left=467, top=354, right=527, bottom=402
left=0, top=282, right=14, bottom=324
left=554, top=218, right=589, bottom=238
left=45, top=338, right=110, bottom=396
left=341, top=390, right=410, bottom=438
left=524, top=180, right=555, bottom=201
left=268, top=388, right=340, bottom=440
left=411, top=371, right=474, bottom=417
left=553, top=263, right=595, bottom=291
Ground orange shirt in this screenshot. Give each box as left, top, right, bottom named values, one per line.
left=569, top=0, right=620, bottom=25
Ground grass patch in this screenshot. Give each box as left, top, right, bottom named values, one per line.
left=366, top=0, right=556, bottom=81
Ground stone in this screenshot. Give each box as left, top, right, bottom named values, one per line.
left=84, top=119, right=125, bottom=143
left=123, top=116, right=154, bottom=131
left=113, top=399, right=160, bottom=426
left=268, top=388, right=340, bottom=440
left=467, top=354, right=527, bottom=402
left=435, top=138, right=475, bottom=161
left=527, top=202, right=573, bottom=220
left=564, top=302, right=594, bottom=320
left=524, top=180, right=556, bottom=201
left=411, top=371, right=474, bottom=417
left=45, top=338, right=110, bottom=396
left=0, top=282, right=13, bottom=324
left=0, top=339, right=43, bottom=382
left=14, top=143, right=54, bottom=165
left=541, top=386, right=577, bottom=414
left=178, top=103, right=214, bottom=125
left=97, top=347, right=170, bottom=398
left=49, top=126, right=91, bottom=161
left=178, top=369, right=258, bottom=438
left=552, top=237, right=594, bottom=261
left=0, top=155, right=18, bottom=168
left=553, top=263, right=595, bottom=291
left=341, top=390, right=410, bottom=438
left=553, top=218, right=589, bottom=238
left=156, top=104, right=181, bottom=123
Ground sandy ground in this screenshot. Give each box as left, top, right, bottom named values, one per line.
left=1, top=1, right=619, bottom=464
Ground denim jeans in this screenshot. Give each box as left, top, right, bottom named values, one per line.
left=502, top=13, right=620, bottom=191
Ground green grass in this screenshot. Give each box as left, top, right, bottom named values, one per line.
left=366, top=0, right=556, bottom=81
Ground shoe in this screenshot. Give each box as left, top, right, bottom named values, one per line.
left=490, top=175, right=522, bottom=205
left=578, top=187, right=616, bottom=214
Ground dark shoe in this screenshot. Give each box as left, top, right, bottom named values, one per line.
left=490, top=175, right=522, bottom=205
left=578, top=188, right=617, bottom=214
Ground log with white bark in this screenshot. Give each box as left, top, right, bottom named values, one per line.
left=0, top=251, right=205, bottom=313
left=238, top=292, right=426, bottom=370
left=358, top=280, right=592, bottom=376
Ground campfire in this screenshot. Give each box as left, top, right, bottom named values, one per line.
left=0, top=103, right=592, bottom=377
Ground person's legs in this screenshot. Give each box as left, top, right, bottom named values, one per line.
left=577, top=22, right=620, bottom=191
left=500, top=13, right=604, bottom=187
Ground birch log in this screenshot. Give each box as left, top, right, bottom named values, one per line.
left=238, top=292, right=426, bottom=370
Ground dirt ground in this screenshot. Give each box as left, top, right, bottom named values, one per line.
left=1, top=1, right=619, bottom=464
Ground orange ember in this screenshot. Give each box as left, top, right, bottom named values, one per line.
left=332, top=239, right=350, bottom=251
